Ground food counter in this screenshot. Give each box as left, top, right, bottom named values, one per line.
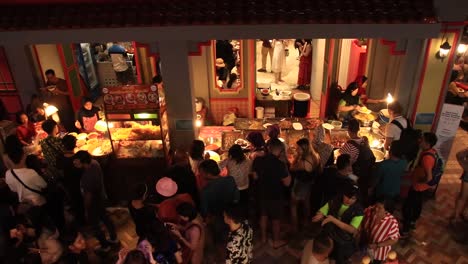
left=102, top=84, right=170, bottom=160
left=198, top=116, right=386, bottom=163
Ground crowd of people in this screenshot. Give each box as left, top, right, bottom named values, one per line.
left=1, top=92, right=466, bottom=264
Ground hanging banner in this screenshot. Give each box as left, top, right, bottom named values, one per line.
left=434, top=103, right=464, bottom=162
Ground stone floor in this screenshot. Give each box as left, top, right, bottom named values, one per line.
left=86, top=129, right=468, bottom=264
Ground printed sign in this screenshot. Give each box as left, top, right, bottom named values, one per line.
left=435, top=103, right=464, bottom=162
left=102, top=85, right=159, bottom=112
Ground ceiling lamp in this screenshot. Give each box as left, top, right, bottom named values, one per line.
left=436, top=39, right=451, bottom=61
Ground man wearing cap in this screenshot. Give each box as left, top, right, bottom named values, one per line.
left=312, top=183, right=364, bottom=264
left=156, top=177, right=195, bottom=223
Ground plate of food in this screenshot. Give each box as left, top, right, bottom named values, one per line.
left=114, top=95, right=124, bottom=104
left=46, top=85, right=56, bottom=92
left=235, top=138, right=250, bottom=149
left=292, top=122, right=303, bottom=130
left=322, top=123, right=334, bottom=130
left=76, top=133, right=88, bottom=141
left=137, top=92, right=147, bottom=103
left=358, top=106, right=372, bottom=114
left=103, top=94, right=114, bottom=104
left=126, top=93, right=136, bottom=104
left=147, top=92, right=158, bottom=103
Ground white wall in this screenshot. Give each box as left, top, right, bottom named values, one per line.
left=311, top=39, right=326, bottom=100
left=34, top=44, right=64, bottom=79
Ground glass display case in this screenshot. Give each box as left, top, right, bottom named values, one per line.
left=102, top=85, right=169, bottom=160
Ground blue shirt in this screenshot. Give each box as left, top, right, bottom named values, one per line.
left=375, top=159, right=408, bottom=198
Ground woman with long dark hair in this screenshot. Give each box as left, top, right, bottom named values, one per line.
left=290, top=138, right=322, bottom=232
left=297, top=39, right=313, bottom=89
left=219, top=145, right=251, bottom=209
left=338, top=82, right=362, bottom=119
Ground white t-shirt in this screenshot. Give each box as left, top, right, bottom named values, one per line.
left=110, top=53, right=129, bottom=72
left=5, top=168, right=47, bottom=206
left=386, top=116, right=408, bottom=141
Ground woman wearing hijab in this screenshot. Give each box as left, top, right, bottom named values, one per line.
left=75, top=98, right=100, bottom=133
left=338, top=82, right=362, bottom=119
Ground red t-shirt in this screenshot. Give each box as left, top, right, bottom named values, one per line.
left=157, top=194, right=194, bottom=222
left=16, top=123, right=37, bottom=144
left=413, top=149, right=436, bottom=192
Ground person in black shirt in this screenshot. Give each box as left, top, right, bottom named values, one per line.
left=128, top=183, right=160, bottom=239
left=252, top=138, right=291, bottom=248
left=322, top=154, right=355, bottom=203
left=57, top=135, right=84, bottom=224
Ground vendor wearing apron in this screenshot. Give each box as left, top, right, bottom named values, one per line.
left=75, top=98, right=100, bottom=133
left=338, top=82, right=362, bottom=121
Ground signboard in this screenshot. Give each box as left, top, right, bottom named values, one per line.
left=434, top=103, right=464, bottom=162
left=102, top=85, right=159, bottom=112
left=415, top=113, right=435, bottom=125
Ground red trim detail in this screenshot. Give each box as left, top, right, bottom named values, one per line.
left=320, top=39, right=335, bottom=119
left=210, top=97, right=248, bottom=102
left=249, top=40, right=256, bottom=118
left=380, top=39, right=406, bottom=55
left=32, top=45, right=45, bottom=84
left=56, top=44, right=80, bottom=111
left=411, top=39, right=432, bottom=124
left=432, top=29, right=461, bottom=132
left=188, top=41, right=211, bottom=56
left=132, top=41, right=142, bottom=84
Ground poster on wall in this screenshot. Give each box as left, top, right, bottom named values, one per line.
left=434, top=103, right=464, bottom=162
left=102, top=85, right=159, bottom=112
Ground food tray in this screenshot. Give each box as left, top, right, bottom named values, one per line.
left=222, top=131, right=243, bottom=151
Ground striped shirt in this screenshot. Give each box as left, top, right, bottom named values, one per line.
left=362, top=206, right=400, bottom=260
left=339, top=138, right=363, bottom=165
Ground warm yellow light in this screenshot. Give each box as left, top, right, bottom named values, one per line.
left=439, top=47, right=450, bottom=57
left=371, top=139, right=380, bottom=148
left=45, top=104, right=58, bottom=116
left=134, top=113, right=157, bottom=119
left=94, top=120, right=108, bottom=132
left=195, top=119, right=202, bottom=128
left=457, top=44, right=467, bottom=55
left=386, top=93, right=394, bottom=104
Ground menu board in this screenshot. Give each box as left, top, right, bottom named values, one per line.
left=102, top=85, right=159, bottom=112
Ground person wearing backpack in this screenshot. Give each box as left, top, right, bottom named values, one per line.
left=384, top=102, right=422, bottom=165
left=384, top=102, right=407, bottom=151
left=401, top=132, right=443, bottom=236
left=339, top=119, right=376, bottom=206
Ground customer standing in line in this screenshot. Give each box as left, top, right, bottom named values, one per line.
left=73, top=151, right=118, bottom=252
left=252, top=138, right=291, bottom=248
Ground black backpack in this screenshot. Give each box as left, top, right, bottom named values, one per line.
left=391, top=118, right=421, bottom=163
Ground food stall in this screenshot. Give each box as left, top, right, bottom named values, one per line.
left=102, top=84, right=169, bottom=161
left=198, top=113, right=386, bottom=163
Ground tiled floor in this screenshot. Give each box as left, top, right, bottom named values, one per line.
left=89, top=129, right=468, bottom=263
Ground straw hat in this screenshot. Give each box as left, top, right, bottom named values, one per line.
left=215, top=58, right=225, bottom=67
left=155, top=177, right=178, bottom=197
